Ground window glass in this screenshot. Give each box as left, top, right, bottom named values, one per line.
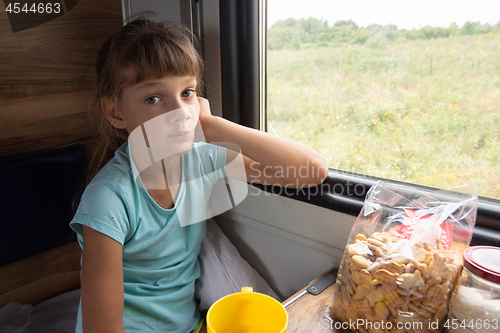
left=267, top=0, right=500, bottom=200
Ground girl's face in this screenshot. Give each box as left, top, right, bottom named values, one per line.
left=114, top=76, right=200, bottom=157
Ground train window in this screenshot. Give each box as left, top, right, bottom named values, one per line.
left=216, top=0, right=500, bottom=245
left=267, top=0, right=500, bottom=202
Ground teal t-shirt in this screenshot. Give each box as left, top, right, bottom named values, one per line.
left=70, top=142, right=226, bottom=333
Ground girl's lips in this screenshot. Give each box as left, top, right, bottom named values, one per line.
left=169, top=130, right=192, bottom=141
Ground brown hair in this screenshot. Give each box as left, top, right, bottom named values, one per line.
left=86, top=16, right=204, bottom=186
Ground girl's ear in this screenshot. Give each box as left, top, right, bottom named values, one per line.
left=102, top=98, right=127, bottom=129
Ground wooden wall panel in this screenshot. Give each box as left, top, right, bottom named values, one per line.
left=0, top=0, right=122, bottom=156
left=0, top=241, right=82, bottom=307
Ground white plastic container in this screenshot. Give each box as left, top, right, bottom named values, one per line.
left=448, top=246, right=500, bottom=333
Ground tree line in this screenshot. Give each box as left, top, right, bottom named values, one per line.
left=268, top=18, right=500, bottom=50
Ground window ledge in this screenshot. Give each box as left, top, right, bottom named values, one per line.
left=251, top=169, right=500, bottom=247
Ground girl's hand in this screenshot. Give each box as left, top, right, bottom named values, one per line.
left=196, top=97, right=215, bottom=141
left=197, top=97, right=212, bottom=122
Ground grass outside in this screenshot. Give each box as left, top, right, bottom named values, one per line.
left=267, top=34, right=500, bottom=200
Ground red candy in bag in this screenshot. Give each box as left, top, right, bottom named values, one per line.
left=393, top=209, right=456, bottom=250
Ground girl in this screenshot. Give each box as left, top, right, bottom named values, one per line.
left=70, top=17, right=328, bottom=333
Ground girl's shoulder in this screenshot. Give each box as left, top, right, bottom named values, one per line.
left=189, top=141, right=227, bottom=159
left=72, top=162, right=134, bottom=247
left=87, top=142, right=226, bottom=192
left=185, top=142, right=227, bottom=173
left=90, top=143, right=133, bottom=187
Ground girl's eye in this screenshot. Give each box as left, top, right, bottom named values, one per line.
left=181, top=89, right=195, bottom=98
left=145, top=96, right=161, bottom=104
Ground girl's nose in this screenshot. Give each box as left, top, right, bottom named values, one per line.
left=166, top=103, right=192, bottom=123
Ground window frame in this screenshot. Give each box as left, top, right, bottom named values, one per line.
left=217, top=0, right=500, bottom=246
left=219, top=0, right=262, bottom=129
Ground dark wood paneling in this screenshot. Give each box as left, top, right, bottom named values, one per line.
left=0, top=0, right=122, bottom=156
left=0, top=241, right=82, bottom=307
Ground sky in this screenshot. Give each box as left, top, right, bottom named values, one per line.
left=267, top=0, right=500, bottom=30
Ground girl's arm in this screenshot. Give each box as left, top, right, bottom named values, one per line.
left=81, top=226, right=125, bottom=333
left=198, top=98, right=328, bottom=188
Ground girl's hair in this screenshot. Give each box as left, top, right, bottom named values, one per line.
left=86, top=16, right=204, bottom=187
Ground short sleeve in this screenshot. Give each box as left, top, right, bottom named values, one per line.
left=70, top=183, right=131, bottom=246
left=208, top=143, right=227, bottom=179
left=188, top=143, right=227, bottom=181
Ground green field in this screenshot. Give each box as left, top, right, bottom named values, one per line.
left=267, top=34, right=500, bottom=199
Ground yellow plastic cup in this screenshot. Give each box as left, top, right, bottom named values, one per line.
left=206, top=287, right=288, bottom=333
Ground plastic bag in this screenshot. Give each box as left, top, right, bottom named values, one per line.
left=332, top=181, right=478, bottom=333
